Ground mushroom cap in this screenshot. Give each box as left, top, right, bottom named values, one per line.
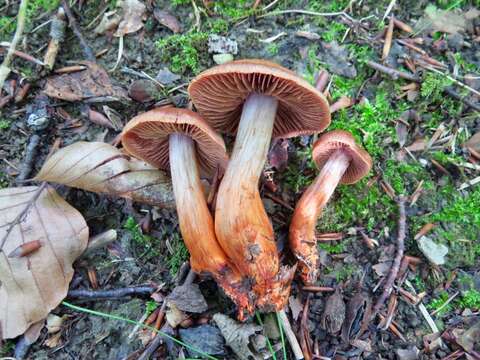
left=121, top=107, right=227, bottom=176
left=188, top=59, right=331, bottom=138
left=312, top=130, right=372, bottom=184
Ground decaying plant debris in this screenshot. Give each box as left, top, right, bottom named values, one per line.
left=1, top=0, right=480, bottom=359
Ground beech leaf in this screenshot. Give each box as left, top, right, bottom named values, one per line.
left=0, top=186, right=89, bottom=339
left=34, top=141, right=175, bottom=207
left=114, top=0, right=146, bottom=37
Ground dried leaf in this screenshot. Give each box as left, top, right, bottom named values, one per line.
left=94, top=10, right=121, bottom=35
left=417, top=5, right=479, bottom=34
left=166, top=303, right=187, bottom=328
left=454, top=321, right=480, bottom=352
left=213, top=313, right=263, bottom=360
left=465, top=131, right=480, bottom=153
left=167, top=283, right=208, bottom=313
left=46, top=314, right=64, bottom=334
left=320, top=289, right=346, bottom=335
left=288, top=295, right=303, bottom=322
left=396, top=121, right=408, bottom=147
left=0, top=186, right=88, bottom=339
left=44, top=61, right=128, bottom=102
left=34, top=142, right=175, bottom=207
left=87, top=108, right=117, bottom=130
left=114, top=0, right=146, bottom=37
left=154, top=9, right=181, bottom=33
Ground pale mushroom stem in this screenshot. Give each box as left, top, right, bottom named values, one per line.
left=215, top=93, right=281, bottom=294
left=169, top=133, right=252, bottom=314
left=290, top=149, right=351, bottom=284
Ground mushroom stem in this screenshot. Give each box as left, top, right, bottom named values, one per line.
left=169, top=133, right=251, bottom=315
left=289, top=149, right=351, bottom=284
left=215, top=93, right=281, bottom=299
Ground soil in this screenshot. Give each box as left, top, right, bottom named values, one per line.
left=1, top=0, right=480, bottom=359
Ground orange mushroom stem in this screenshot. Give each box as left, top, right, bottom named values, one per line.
left=122, top=108, right=253, bottom=317
left=189, top=60, right=331, bottom=310
left=289, top=130, right=372, bottom=285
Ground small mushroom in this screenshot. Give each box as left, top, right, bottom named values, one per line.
left=289, top=130, right=372, bottom=284
left=189, top=59, right=330, bottom=309
left=121, top=107, right=252, bottom=315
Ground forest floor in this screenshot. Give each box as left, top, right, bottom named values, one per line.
left=0, top=0, right=479, bottom=359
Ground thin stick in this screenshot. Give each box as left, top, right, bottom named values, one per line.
left=16, top=134, right=41, bottom=184
left=277, top=310, right=304, bottom=360
left=0, top=182, right=47, bottom=251
left=372, top=196, right=406, bottom=317
left=0, top=0, right=28, bottom=89
left=61, top=0, right=95, bottom=61
left=67, top=286, right=157, bottom=299
left=366, top=61, right=420, bottom=82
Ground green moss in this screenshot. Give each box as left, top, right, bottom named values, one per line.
left=0, top=119, right=10, bottom=130
left=0, top=172, right=8, bottom=188
left=0, top=16, right=16, bottom=39
left=318, top=242, right=345, bottom=254
left=421, top=73, right=453, bottom=101
left=206, top=18, right=229, bottom=34
left=329, top=90, right=407, bottom=158
left=284, top=146, right=316, bottom=193
left=167, top=232, right=189, bottom=275
left=427, top=291, right=453, bottom=316
left=212, top=0, right=254, bottom=19
left=156, top=32, right=208, bottom=74
left=334, top=264, right=356, bottom=282
left=457, top=289, right=480, bottom=310
left=0, top=340, right=15, bottom=357
left=266, top=43, right=279, bottom=56
left=321, top=22, right=347, bottom=42
left=383, top=160, right=428, bottom=195
left=123, top=216, right=152, bottom=246
left=145, top=300, right=158, bottom=315
left=171, top=0, right=190, bottom=6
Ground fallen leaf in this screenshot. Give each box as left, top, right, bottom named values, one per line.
left=416, top=5, right=480, bottom=34
left=154, top=9, right=181, bottom=33
left=320, top=289, right=346, bottom=335
left=44, top=61, right=128, bottom=102
left=396, top=121, right=408, bottom=147
left=179, top=325, right=226, bottom=357
left=465, top=131, right=480, bottom=153
left=268, top=139, right=289, bottom=171
left=0, top=186, right=88, bottom=339
left=94, top=10, right=121, bottom=35
left=288, top=295, right=302, bottom=321
left=34, top=141, right=175, bottom=207
left=114, top=0, right=146, bottom=37
left=454, top=320, right=480, bottom=352
left=46, top=314, right=64, bottom=334
left=167, top=283, right=208, bottom=313
left=417, top=236, right=448, bottom=265
left=44, top=331, right=62, bottom=348
left=213, top=313, right=263, bottom=360
left=166, top=303, right=187, bottom=328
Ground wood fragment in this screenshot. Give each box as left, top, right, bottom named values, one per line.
left=378, top=314, right=406, bottom=341
left=359, top=231, right=378, bottom=249
left=316, top=232, right=343, bottom=241
left=382, top=16, right=394, bottom=61
left=315, top=69, right=330, bottom=93
left=278, top=310, right=304, bottom=360
left=392, top=18, right=413, bottom=33
left=366, top=61, right=420, bottom=82
left=330, top=96, right=354, bottom=113
left=87, top=267, right=99, bottom=289
left=67, top=286, right=157, bottom=299
left=303, top=286, right=335, bottom=292
left=16, top=134, right=41, bottom=184
left=397, top=39, right=426, bottom=55
left=409, top=180, right=424, bottom=206
left=0, top=45, right=44, bottom=66
left=54, top=65, right=87, bottom=74
left=61, top=0, right=96, bottom=62
left=43, top=7, right=67, bottom=70
left=372, top=196, right=406, bottom=318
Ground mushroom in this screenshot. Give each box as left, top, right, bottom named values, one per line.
left=121, top=107, right=252, bottom=315
left=189, top=59, right=330, bottom=308
left=289, top=130, right=372, bottom=284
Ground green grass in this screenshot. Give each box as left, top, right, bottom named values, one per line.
left=321, top=22, right=347, bottom=42
left=458, top=289, right=480, bottom=310
left=318, top=242, right=345, bottom=254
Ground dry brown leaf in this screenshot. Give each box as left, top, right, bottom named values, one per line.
left=43, top=61, right=128, bottom=102
left=417, top=5, right=480, bottom=34
left=153, top=9, right=181, bottom=33
left=0, top=186, right=88, bottom=339
left=465, top=131, right=480, bottom=153
left=94, top=10, right=121, bottom=35
left=34, top=141, right=175, bottom=207
left=114, top=0, right=146, bottom=37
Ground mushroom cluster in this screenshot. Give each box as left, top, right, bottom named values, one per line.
left=121, top=59, right=372, bottom=318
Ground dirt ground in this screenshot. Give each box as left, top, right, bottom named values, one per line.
left=1, top=0, right=480, bottom=359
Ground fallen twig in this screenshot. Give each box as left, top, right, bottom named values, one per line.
left=302, top=286, right=335, bottom=292
left=0, top=0, right=28, bottom=89
left=366, top=61, right=420, bottom=82
left=372, top=196, right=406, bottom=318
left=382, top=16, right=394, bottom=61
left=16, top=134, right=41, bottom=184
left=0, top=44, right=44, bottom=66
left=61, top=0, right=95, bottom=61
left=444, top=88, right=480, bottom=112
left=43, top=7, right=67, bottom=70
left=67, top=286, right=157, bottom=299
left=278, top=310, right=304, bottom=360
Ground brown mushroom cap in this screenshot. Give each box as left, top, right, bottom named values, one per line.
left=188, top=59, right=331, bottom=138
left=312, top=130, right=372, bottom=184
left=121, top=107, right=227, bottom=175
